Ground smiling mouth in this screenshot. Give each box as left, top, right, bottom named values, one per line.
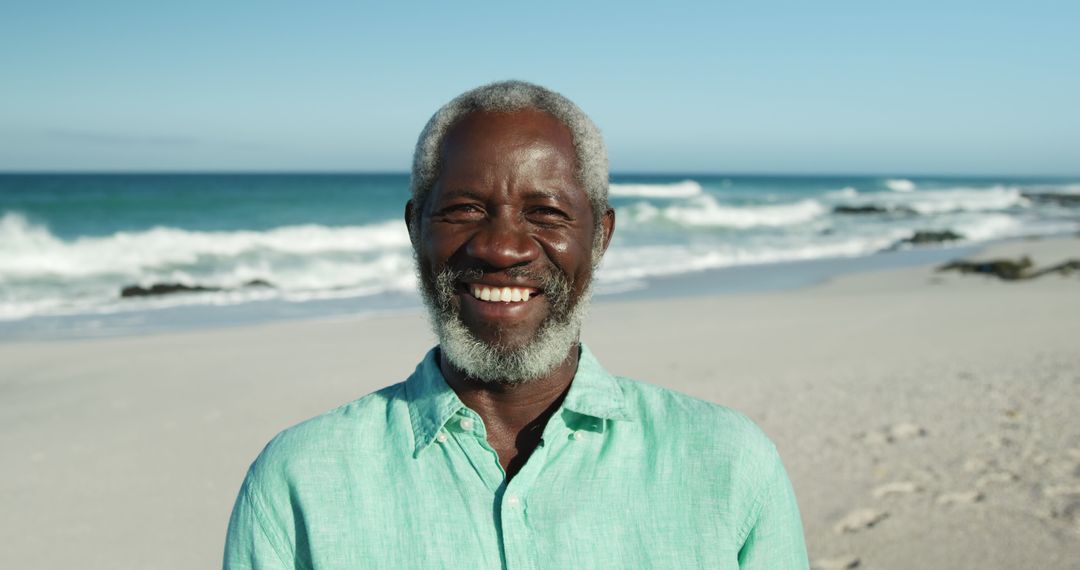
left=467, top=284, right=540, bottom=303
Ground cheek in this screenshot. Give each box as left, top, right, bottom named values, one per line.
left=540, top=229, right=595, bottom=280
left=422, top=226, right=464, bottom=265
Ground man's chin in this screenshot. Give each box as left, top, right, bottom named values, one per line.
left=418, top=265, right=591, bottom=384
left=430, top=304, right=585, bottom=385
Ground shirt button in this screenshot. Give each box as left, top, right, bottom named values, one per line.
left=435, top=432, right=448, bottom=443
left=459, top=418, right=474, bottom=431
left=571, top=430, right=584, bottom=441
left=506, top=494, right=520, bottom=507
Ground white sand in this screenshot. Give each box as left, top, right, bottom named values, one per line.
left=2, top=237, right=1078, bottom=568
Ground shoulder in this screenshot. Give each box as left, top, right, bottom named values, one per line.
left=244, top=382, right=407, bottom=487
left=614, top=375, right=780, bottom=472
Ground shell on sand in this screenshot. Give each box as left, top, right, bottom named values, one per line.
left=872, top=481, right=921, bottom=498
left=937, top=491, right=984, bottom=505
left=834, top=509, right=889, bottom=533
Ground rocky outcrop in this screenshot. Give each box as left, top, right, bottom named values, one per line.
left=885, top=230, right=965, bottom=251
left=1021, top=192, right=1080, bottom=207
left=121, top=283, right=219, bottom=298
left=119, top=279, right=274, bottom=298
left=937, top=256, right=1080, bottom=280
left=833, top=204, right=916, bottom=215
left=902, top=230, right=964, bottom=245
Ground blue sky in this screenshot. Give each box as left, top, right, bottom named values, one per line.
left=2, top=1, right=1078, bottom=175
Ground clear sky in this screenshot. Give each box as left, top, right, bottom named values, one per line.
left=2, top=1, right=1078, bottom=175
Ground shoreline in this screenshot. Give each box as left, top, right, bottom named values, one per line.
left=0, top=235, right=1032, bottom=343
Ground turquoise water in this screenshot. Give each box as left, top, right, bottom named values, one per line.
left=1, top=173, right=1077, bottom=337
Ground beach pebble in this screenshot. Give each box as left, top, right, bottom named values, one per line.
left=937, top=491, right=984, bottom=505
left=888, top=422, right=927, bottom=441
left=1001, top=408, right=1023, bottom=422
left=872, top=481, right=921, bottom=498
left=859, top=423, right=927, bottom=445
left=834, top=509, right=889, bottom=533
left=976, top=471, right=1018, bottom=487
left=812, top=556, right=861, bottom=570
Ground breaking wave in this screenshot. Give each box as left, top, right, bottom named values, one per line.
left=0, top=213, right=416, bottom=320
left=832, top=185, right=1029, bottom=215
left=609, top=180, right=703, bottom=198
left=627, top=195, right=827, bottom=229
left=885, top=179, right=916, bottom=192
left=2, top=176, right=1075, bottom=323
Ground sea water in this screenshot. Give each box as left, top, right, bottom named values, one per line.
left=1, top=173, right=1077, bottom=339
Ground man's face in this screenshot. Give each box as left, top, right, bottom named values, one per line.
left=410, top=109, right=612, bottom=383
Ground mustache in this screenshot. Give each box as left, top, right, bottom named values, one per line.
left=431, top=265, right=571, bottom=315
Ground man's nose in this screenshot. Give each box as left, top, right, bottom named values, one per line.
left=464, top=210, right=541, bottom=269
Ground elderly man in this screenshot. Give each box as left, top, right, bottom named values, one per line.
left=224, top=81, right=809, bottom=568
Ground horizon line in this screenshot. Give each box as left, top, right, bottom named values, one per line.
left=1, top=170, right=1078, bottom=180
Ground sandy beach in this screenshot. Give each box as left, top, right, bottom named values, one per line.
left=2, top=236, right=1078, bottom=569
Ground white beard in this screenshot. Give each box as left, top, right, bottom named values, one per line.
left=418, top=265, right=592, bottom=384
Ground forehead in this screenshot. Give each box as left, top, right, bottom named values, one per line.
left=437, top=109, right=580, bottom=189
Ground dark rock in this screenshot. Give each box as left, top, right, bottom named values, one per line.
left=243, top=279, right=274, bottom=288
left=834, top=205, right=889, bottom=214
left=1031, top=260, right=1080, bottom=278
left=885, top=230, right=965, bottom=251
left=937, top=257, right=1034, bottom=280
left=904, top=230, right=965, bottom=245
left=938, top=256, right=1080, bottom=281
left=1022, top=192, right=1080, bottom=207
left=833, top=204, right=917, bottom=215
left=120, top=282, right=221, bottom=298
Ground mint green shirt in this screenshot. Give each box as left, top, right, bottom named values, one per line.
left=225, top=346, right=808, bottom=569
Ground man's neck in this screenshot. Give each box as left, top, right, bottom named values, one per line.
left=439, top=344, right=580, bottom=479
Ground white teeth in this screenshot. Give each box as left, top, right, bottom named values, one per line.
left=469, top=285, right=536, bottom=303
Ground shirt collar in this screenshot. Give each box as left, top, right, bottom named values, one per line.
left=560, top=344, right=633, bottom=423
left=405, top=344, right=631, bottom=456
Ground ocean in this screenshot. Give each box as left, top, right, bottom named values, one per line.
left=1, top=173, right=1077, bottom=339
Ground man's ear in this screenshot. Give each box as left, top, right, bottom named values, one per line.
left=405, top=200, right=416, bottom=237
left=599, top=207, right=615, bottom=255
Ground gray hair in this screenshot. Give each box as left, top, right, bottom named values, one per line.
left=408, top=80, right=609, bottom=251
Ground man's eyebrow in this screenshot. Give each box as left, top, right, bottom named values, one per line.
left=438, top=188, right=486, bottom=201
left=522, top=189, right=562, bottom=200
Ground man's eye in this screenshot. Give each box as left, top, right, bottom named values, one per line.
left=440, top=204, right=484, bottom=218
left=529, top=207, right=570, bottom=221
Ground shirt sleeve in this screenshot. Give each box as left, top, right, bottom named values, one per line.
left=223, top=477, right=293, bottom=570
left=737, top=449, right=810, bottom=569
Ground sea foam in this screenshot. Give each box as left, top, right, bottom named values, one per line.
left=885, top=179, right=916, bottom=192
left=609, top=180, right=703, bottom=198
left=0, top=213, right=411, bottom=279
left=655, top=195, right=827, bottom=228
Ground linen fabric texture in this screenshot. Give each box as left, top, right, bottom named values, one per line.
left=224, top=345, right=809, bottom=569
